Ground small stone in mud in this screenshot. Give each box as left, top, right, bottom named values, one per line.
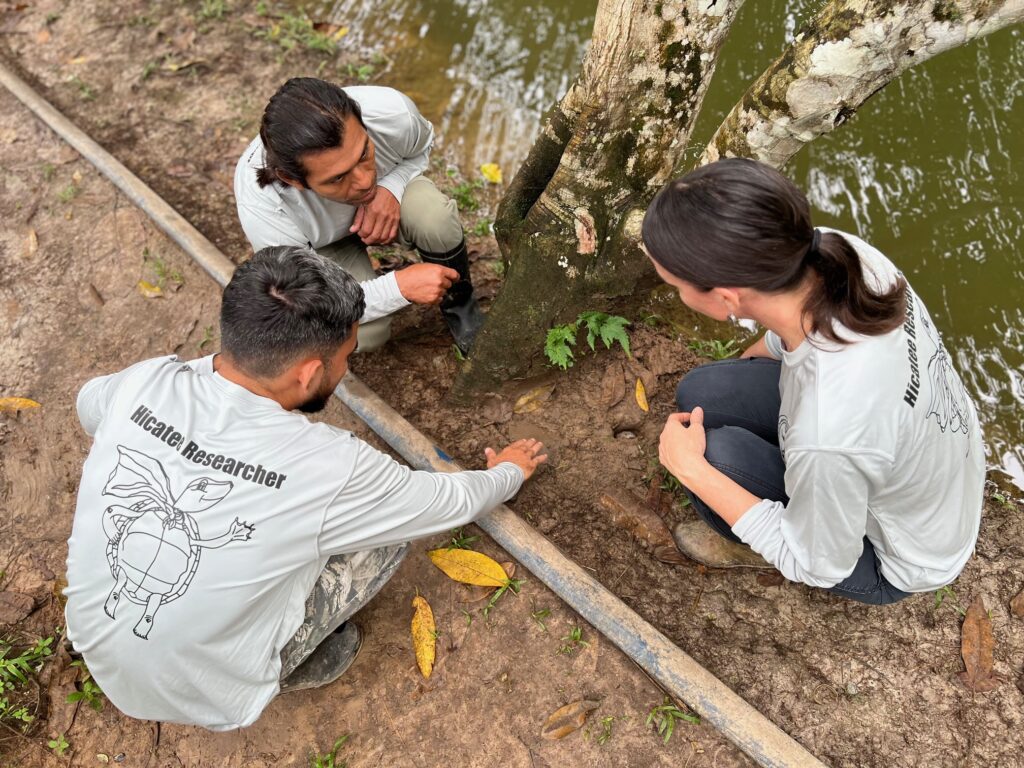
left=538, top=517, right=557, bottom=534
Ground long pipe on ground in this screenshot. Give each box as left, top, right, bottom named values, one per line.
left=0, top=60, right=827, bottom=768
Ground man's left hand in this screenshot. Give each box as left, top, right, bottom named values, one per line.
left=350, top=186, right=400, bottom=245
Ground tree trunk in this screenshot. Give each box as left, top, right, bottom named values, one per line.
left=454, top=0, right=746, bottom=397
left=701, top=0, right=1024, bottom=168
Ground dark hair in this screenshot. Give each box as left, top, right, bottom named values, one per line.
left=641, top=158, right=905, bottom=344
left=255, top=78, right=363, bottom=188
left=220, top=246, right=365, bottom=378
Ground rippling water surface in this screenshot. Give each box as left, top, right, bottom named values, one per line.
left=313, top=0, right=1023, bottom=487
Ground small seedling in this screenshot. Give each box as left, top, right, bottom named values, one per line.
left=57, top=183, right=78, bottom=203
left=66, top=660, right=104, bottom=712
left=42, top=163, right=56, bottom=182
left=530, top=607, right=551, bottom=632
left=199, top=0, right=227, bottom=19
left=258, top=12, right=338, bottom=55
left=470, top=218, right=493, bottom=237
left=594, top=715, right=616, bottom=745
left=933, top=585, right=966, bottom=616
left=198, top=325, right=215, bottom=351
left=451, top=179, right=483, bottom=212
left=482, top=578, right=522, bottom=618
left=344, top=63, right=375, bottom=82
left=688, top=338, right=739, bottom=360
left=545, top=312, right=631, bottom=370
left=451, top=343, right=466, bottom=362
left=558, top=625, right=588, bottom=655
left=311, top=735, right=349, bottom=768
left=646, top=697, right=699, bottom=744
left=68, top=75, right=96, bottom=101
left=461, top=609, right=473, bottom=627
left=446, top=527, right=478, bottom=550
left=144, top=249, right=184, bottom=289
left=48, top=733, right=70, bottom=756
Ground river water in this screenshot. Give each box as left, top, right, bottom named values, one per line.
left=313, top=0, right=1023, bottom=488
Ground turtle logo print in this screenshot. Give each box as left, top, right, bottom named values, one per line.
left=100, top=445, right=255, bottom=639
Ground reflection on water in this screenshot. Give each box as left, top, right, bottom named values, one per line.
left=314, top=0, right=1022, bottom=488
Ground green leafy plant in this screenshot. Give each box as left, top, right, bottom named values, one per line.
left=545, top=312, right=632, bottom=370
left=144, top=249, right=184, bottom=289
left=470, top=218, right=493, bottom=237
left=557, top=625, right=588, bottom=655
left=57, top=183, right=78, bottom=203
left=646, top=697, right=699, bottom=744
left=258, top=12, right=339, bottom=55
left=66, top=660, right=104, bottom=712
left=451, top=179, right=483, bottom=212
left=68, top=75, right=96, bottom=101
left=688, top=338, right=739, bottom=360
left=933, top=585, right=967, bottom=616
left=530, top=607, right=551, bottom=632
left=482, top=578, right=522, bottom=618
left=311, top=735, right=349, bottom=768
left=594, top=715, right=616, bottom=745
left=42, top=162, right=56, bottom=182
left=344, top=63, right=375, bottom=82
left=48, top=732, right=70, bottom=756
left=199, top=0, right=227, bottom=19
left=446, top=527, right=479, bottom=551
left=198, top=325, right=216, bottom=351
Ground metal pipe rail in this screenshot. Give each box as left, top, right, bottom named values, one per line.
left=0, top=59, right=826, bottom=768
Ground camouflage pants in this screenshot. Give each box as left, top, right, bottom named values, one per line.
left=279, top=543, right=408, bottom=679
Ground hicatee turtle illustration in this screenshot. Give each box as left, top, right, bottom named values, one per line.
left=100, top=445, right=255, bottom=639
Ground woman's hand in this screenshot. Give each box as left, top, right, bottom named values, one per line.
left=659, top=407, right=709, bottom=486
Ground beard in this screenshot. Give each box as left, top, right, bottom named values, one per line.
left=296, top=376, right=334, bottom=414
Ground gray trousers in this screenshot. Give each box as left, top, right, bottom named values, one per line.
left=316, top=176, right=463, bottom=352
left=675, top=358, right=913, bottom=606
left=279, top=543, right=408, bottom=679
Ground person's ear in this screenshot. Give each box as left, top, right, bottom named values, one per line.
left=294, top=357, right=326, bottom=394
left=276, top=169, right=305, bottom=190
left=711, top=287, right=742, bottom=317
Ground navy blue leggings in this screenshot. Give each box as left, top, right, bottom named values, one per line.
left=676, top=358, right=911, bottom=605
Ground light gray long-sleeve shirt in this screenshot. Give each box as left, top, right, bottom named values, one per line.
left=233, top=85, right=434, bottom=322
left=732, top=230, right=984, bottom=593
left=65, top=355, right=522, bottom=730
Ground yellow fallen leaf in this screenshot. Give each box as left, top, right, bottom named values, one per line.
left=137, top=280, right=163, bottom=298
left=411, top=595, right=436, bottom=679
left=332, top=26, right=349, bottom=41
left=71, top=169, right=82, bottom=184
left=513, top=383, right=555, bottom=414
left=67, top=56, right=89, bottom=65
left=26, top=228, right=38, bottom=256
left=480, top=162, right=503, bottom=184
left=635, top=378, right=649, bottom=412
left=0, top=397, right=41, bottom=413
left=428, top=548, right=508, bottom=587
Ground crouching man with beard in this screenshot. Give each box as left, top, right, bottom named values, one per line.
left=64, top=246, right=545, bottom=729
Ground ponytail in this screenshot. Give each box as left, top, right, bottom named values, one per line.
left=802, top=229, right=906, bottom=344
left=641, top=158, right=905, bottom=344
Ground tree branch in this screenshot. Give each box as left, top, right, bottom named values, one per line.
left=700, top=0, right=1024, bottom=169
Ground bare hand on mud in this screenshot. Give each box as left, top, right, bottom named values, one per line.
left=350, top=186, right=400, bottom=244
left=659, top=408, right=708, bottom=485
left=395, top=263, right=459, bottom=304
left=485, top=438, right=547, bottom=480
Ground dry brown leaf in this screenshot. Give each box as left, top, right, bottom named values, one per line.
left=959, top=596, right=1001, bottom=692
left=137, top=280, right=163, bottom=298
left=541, top=699, right=601, bottom=740
left=428, top=548, right=508, bottom=587
left=598, top=362, right=625, bottom=408
left=0, top=397, right=41, bottom=413
left=0, top=591, right=34, bottom=625
left=513, top=383, right=555, bottom=414
left=635, top=378, right=649, bottom=412
left=599, top=490, right=686, bottom=565
left=25, top=228, right=38, bottom=256
left=756, top=571, right=786, bottom=587
left=36, top=28, right=51, bottom=44
left=1009, top=588, right=1024, bottom=619
left=410, top=595, right=436, bottom=679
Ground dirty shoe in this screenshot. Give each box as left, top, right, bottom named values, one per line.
left=672, top=521, right=774, bottom=570
left=279, top=623, right=362, bottom=693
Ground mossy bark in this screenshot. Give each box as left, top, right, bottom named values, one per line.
left=455, top=0, right=746, bottom=396
left=700, top=0, right=1024, bottom=169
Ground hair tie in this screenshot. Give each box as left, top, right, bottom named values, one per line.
left=804, top=228, right=822, bottom=263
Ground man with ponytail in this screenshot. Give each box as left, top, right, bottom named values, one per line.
left=642, top=158, right=983, bottom=605
left=234, top=78, right=484, bottom=354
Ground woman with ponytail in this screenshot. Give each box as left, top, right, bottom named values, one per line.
left=642, top=158, right=983, bottom=605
